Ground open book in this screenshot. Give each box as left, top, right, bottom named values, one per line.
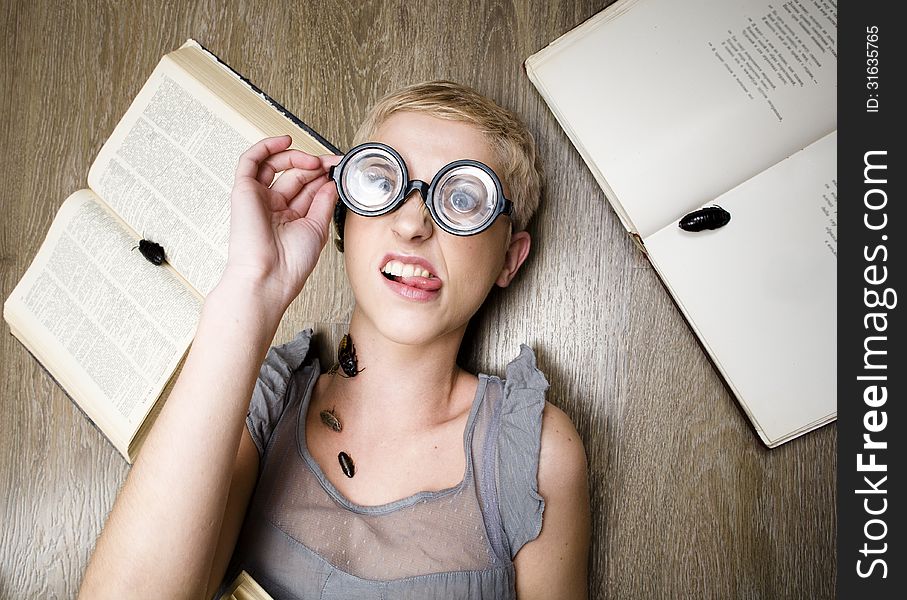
left=525, top=0, right=837, bottom=447
left=3, top=40, right=336, bottom=462
left=219, top=570, right=275, bottom=600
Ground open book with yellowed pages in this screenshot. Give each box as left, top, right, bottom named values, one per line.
left=3, top=39, right=336, bottom=462
left=525, top=0, right=837, bottom=447
left=219, top=570, right=275, bottom=600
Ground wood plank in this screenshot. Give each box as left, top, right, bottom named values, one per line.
left=0, top=0, right=835, bottom=597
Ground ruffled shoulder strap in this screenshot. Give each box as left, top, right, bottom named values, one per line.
left=497, top=344, right=549, bottom=559
left=245, top=329, right=313, bottom=458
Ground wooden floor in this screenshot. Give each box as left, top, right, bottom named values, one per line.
left=0, top=1, right=835, bottom=598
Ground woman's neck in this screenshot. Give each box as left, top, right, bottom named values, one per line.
left=316, top=309, right=475, bottom=437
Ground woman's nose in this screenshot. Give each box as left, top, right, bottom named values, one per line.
left=390, top=191, right=433, bottom=241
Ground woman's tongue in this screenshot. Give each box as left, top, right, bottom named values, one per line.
left=392, top=273, right=443, bottom=291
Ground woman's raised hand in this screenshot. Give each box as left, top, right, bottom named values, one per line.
left=223, top=135, right=341, bottom=308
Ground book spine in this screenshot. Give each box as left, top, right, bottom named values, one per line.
left=193, top=40, right=341, bottom=155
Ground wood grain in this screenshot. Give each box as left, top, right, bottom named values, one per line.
left=0, top=1, right=836, bottom=598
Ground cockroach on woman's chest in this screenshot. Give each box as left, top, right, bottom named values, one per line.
left=338, top=451, right=355, bottom=478
left=133, top=239, right=166, bottom=265
left=678, top=205, right=731, bottom=232
left=319, top=408, right=343, bottom=432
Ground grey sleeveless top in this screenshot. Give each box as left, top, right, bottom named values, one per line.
left=221, top=329, right=547, bottom=599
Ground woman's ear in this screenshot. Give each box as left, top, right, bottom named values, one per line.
left=496, top=230, right=532, bottom=287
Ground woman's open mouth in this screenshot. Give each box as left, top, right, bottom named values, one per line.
left=380, top=257, right=443, bottom=300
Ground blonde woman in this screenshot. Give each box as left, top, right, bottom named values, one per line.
left=81, top=82, right=590, bottom=599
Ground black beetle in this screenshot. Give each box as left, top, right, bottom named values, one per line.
left=337, top=333, right=362, bottom=377
left=338, top=451, right=355, bottom=478
left=678, top=205, right=731, bottom=232
left=320, top=408, right=342, bottom=432
left=134, top=239, right=166, bottom=265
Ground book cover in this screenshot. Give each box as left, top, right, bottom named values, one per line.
left=524, top=0, right=837, bottom=447
left=3, top=39, right=336, bottom=462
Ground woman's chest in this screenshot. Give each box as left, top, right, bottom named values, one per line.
left=248, top=422, right=502, bottom=586
left=305, top=415, right=468, bottom=506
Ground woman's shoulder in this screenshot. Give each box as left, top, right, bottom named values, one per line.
left=512, top=401, right=590, bottom=596
left=489, top=343, right=555, bottom=558
left=538, top=401, right=587, bottom=483
left=501, top=343, right=585, bottom=508
left=498, top=344, right=585, bottom=462
left=499, top=342, right=587, bottom=498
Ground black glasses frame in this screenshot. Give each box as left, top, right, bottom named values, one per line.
left=329, top=142, right=513, bottom=236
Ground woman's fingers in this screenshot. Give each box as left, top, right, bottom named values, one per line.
left=269, top=153, right=341, bottom=209
left=233, top=137, right=340, bottom=230
left=319, top=154, right=343, bottom=170
left=269, top=166, right=330, bottom=202
left=265, top=151, right=341, bottom=188
left=234, top=135, right=293, bottom=182
left=287, top=177, right=339, bottom=241
left=235, top=136, right=328, bottom=186
left=307, top=178, right=340, bottom=233
left=281, top=173, right=330, bottom=218
left=256, top=149, right=324, bottom=187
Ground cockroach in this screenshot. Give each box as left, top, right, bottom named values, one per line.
left=320, top=408, right=342, bottom=432
left=132, top=239, right=166, bottom=265
left=678, top=205, right=731, bottom=232
left=337, top=333, right=363, bottom=377
left=338, top=451, right=355, bottom=478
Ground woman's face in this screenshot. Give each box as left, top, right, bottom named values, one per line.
left=342, top=111, right=530, bottom=346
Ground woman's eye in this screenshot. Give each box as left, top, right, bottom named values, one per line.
left=364, top=169, right=393, bottom=193
left=449, top=189, right=479, bottom=213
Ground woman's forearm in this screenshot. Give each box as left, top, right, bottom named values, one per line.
left=79, top=134, right=338, bottom=598
left=79, top=275, right=288, bottom=598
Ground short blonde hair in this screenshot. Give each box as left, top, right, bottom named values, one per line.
left=350, top=80, right=542, bottom=232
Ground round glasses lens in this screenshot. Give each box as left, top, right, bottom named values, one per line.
left=342, top=148, right=403, bottom=212
left=433, top=166, right=497, bottom=232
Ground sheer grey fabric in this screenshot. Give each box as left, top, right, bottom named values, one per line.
left=222, top=330, right=547, bottom=599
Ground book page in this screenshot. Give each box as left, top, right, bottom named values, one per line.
left=219, top=570, right=275, bottom=600
left=87, top=43, right=337, bottom=299
left=168, top=41, right=338, bottom=157
left=643, top=132, right=836, bottom=446
left=87, top=55, right=269, bottom=297
left=525, top=0, right=836, bottom=238
left=3, top=190, right=201, bottom=455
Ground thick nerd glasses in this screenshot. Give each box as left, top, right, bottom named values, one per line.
left=329, top=142, right=513, bottom=236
